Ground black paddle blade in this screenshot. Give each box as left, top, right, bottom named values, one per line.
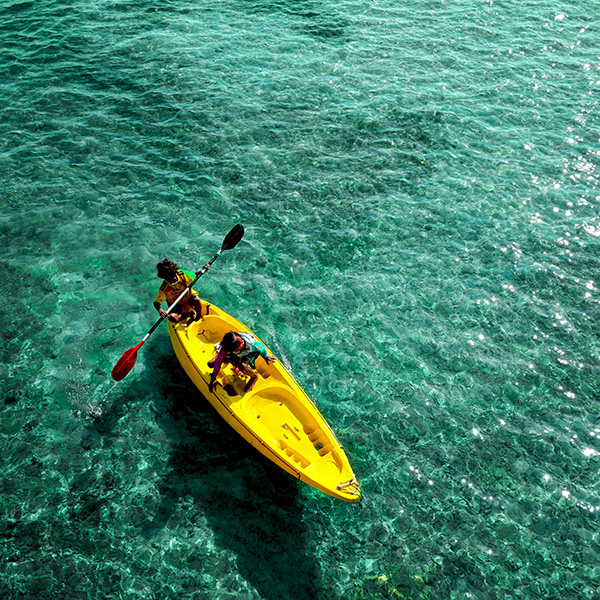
left=221, top=224, right=244, bottom=251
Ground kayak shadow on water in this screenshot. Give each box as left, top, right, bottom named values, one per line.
left=93, top=345, right=325, bottom=600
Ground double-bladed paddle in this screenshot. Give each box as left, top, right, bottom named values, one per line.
left=111, top=224, right=245, bottom=381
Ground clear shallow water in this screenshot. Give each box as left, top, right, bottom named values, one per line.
left=1, top=0, right=599, bottom=598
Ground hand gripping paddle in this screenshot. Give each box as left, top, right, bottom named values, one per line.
left=111, top=224, right=245, bottom=381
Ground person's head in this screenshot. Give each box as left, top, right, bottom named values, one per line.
left=221, top=331, right=244, bottom=352
left=157, top=259, right=178, bottom=282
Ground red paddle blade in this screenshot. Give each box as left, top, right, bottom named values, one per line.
left=111, top=347, right=138, bottom=381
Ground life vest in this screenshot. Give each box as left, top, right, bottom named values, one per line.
left=155, top=269, right=197, bottom=306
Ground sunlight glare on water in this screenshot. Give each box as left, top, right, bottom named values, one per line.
left=1, top=0, right=599, bottom=599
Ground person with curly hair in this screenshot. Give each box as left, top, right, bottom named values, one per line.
left=153, top=258, right=209, bottom=325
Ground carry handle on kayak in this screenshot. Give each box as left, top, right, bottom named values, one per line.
left=111, top=224, right=245, bottom=381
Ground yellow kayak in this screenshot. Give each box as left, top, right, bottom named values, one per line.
left=167, top=300, right=361, bottom=503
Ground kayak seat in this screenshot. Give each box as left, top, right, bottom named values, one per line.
left=194, top=316, right=231, bottom=344
left=247, top=386, right=318, bottom=431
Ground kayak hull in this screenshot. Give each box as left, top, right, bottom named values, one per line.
left=167, top=300, right=361, bottom=503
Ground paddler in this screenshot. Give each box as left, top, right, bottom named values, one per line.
left=208, top=331, right=277, bottom=393
left=154, top=259, right=209, bottom=325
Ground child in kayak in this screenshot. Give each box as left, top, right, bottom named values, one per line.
left=154, top=259, right=209, bottom=324
left=209, top=331, right=277, bottom=393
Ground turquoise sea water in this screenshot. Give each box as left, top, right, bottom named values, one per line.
left=2, top=0, right=599, bottom=598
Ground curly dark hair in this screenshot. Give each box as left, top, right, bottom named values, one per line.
left=221, top=331, right=240, bottom=352
left=156, top=258, right=178, bottom=279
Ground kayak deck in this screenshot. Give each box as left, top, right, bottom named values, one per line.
left=168, top=301, right=361, bottom=503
